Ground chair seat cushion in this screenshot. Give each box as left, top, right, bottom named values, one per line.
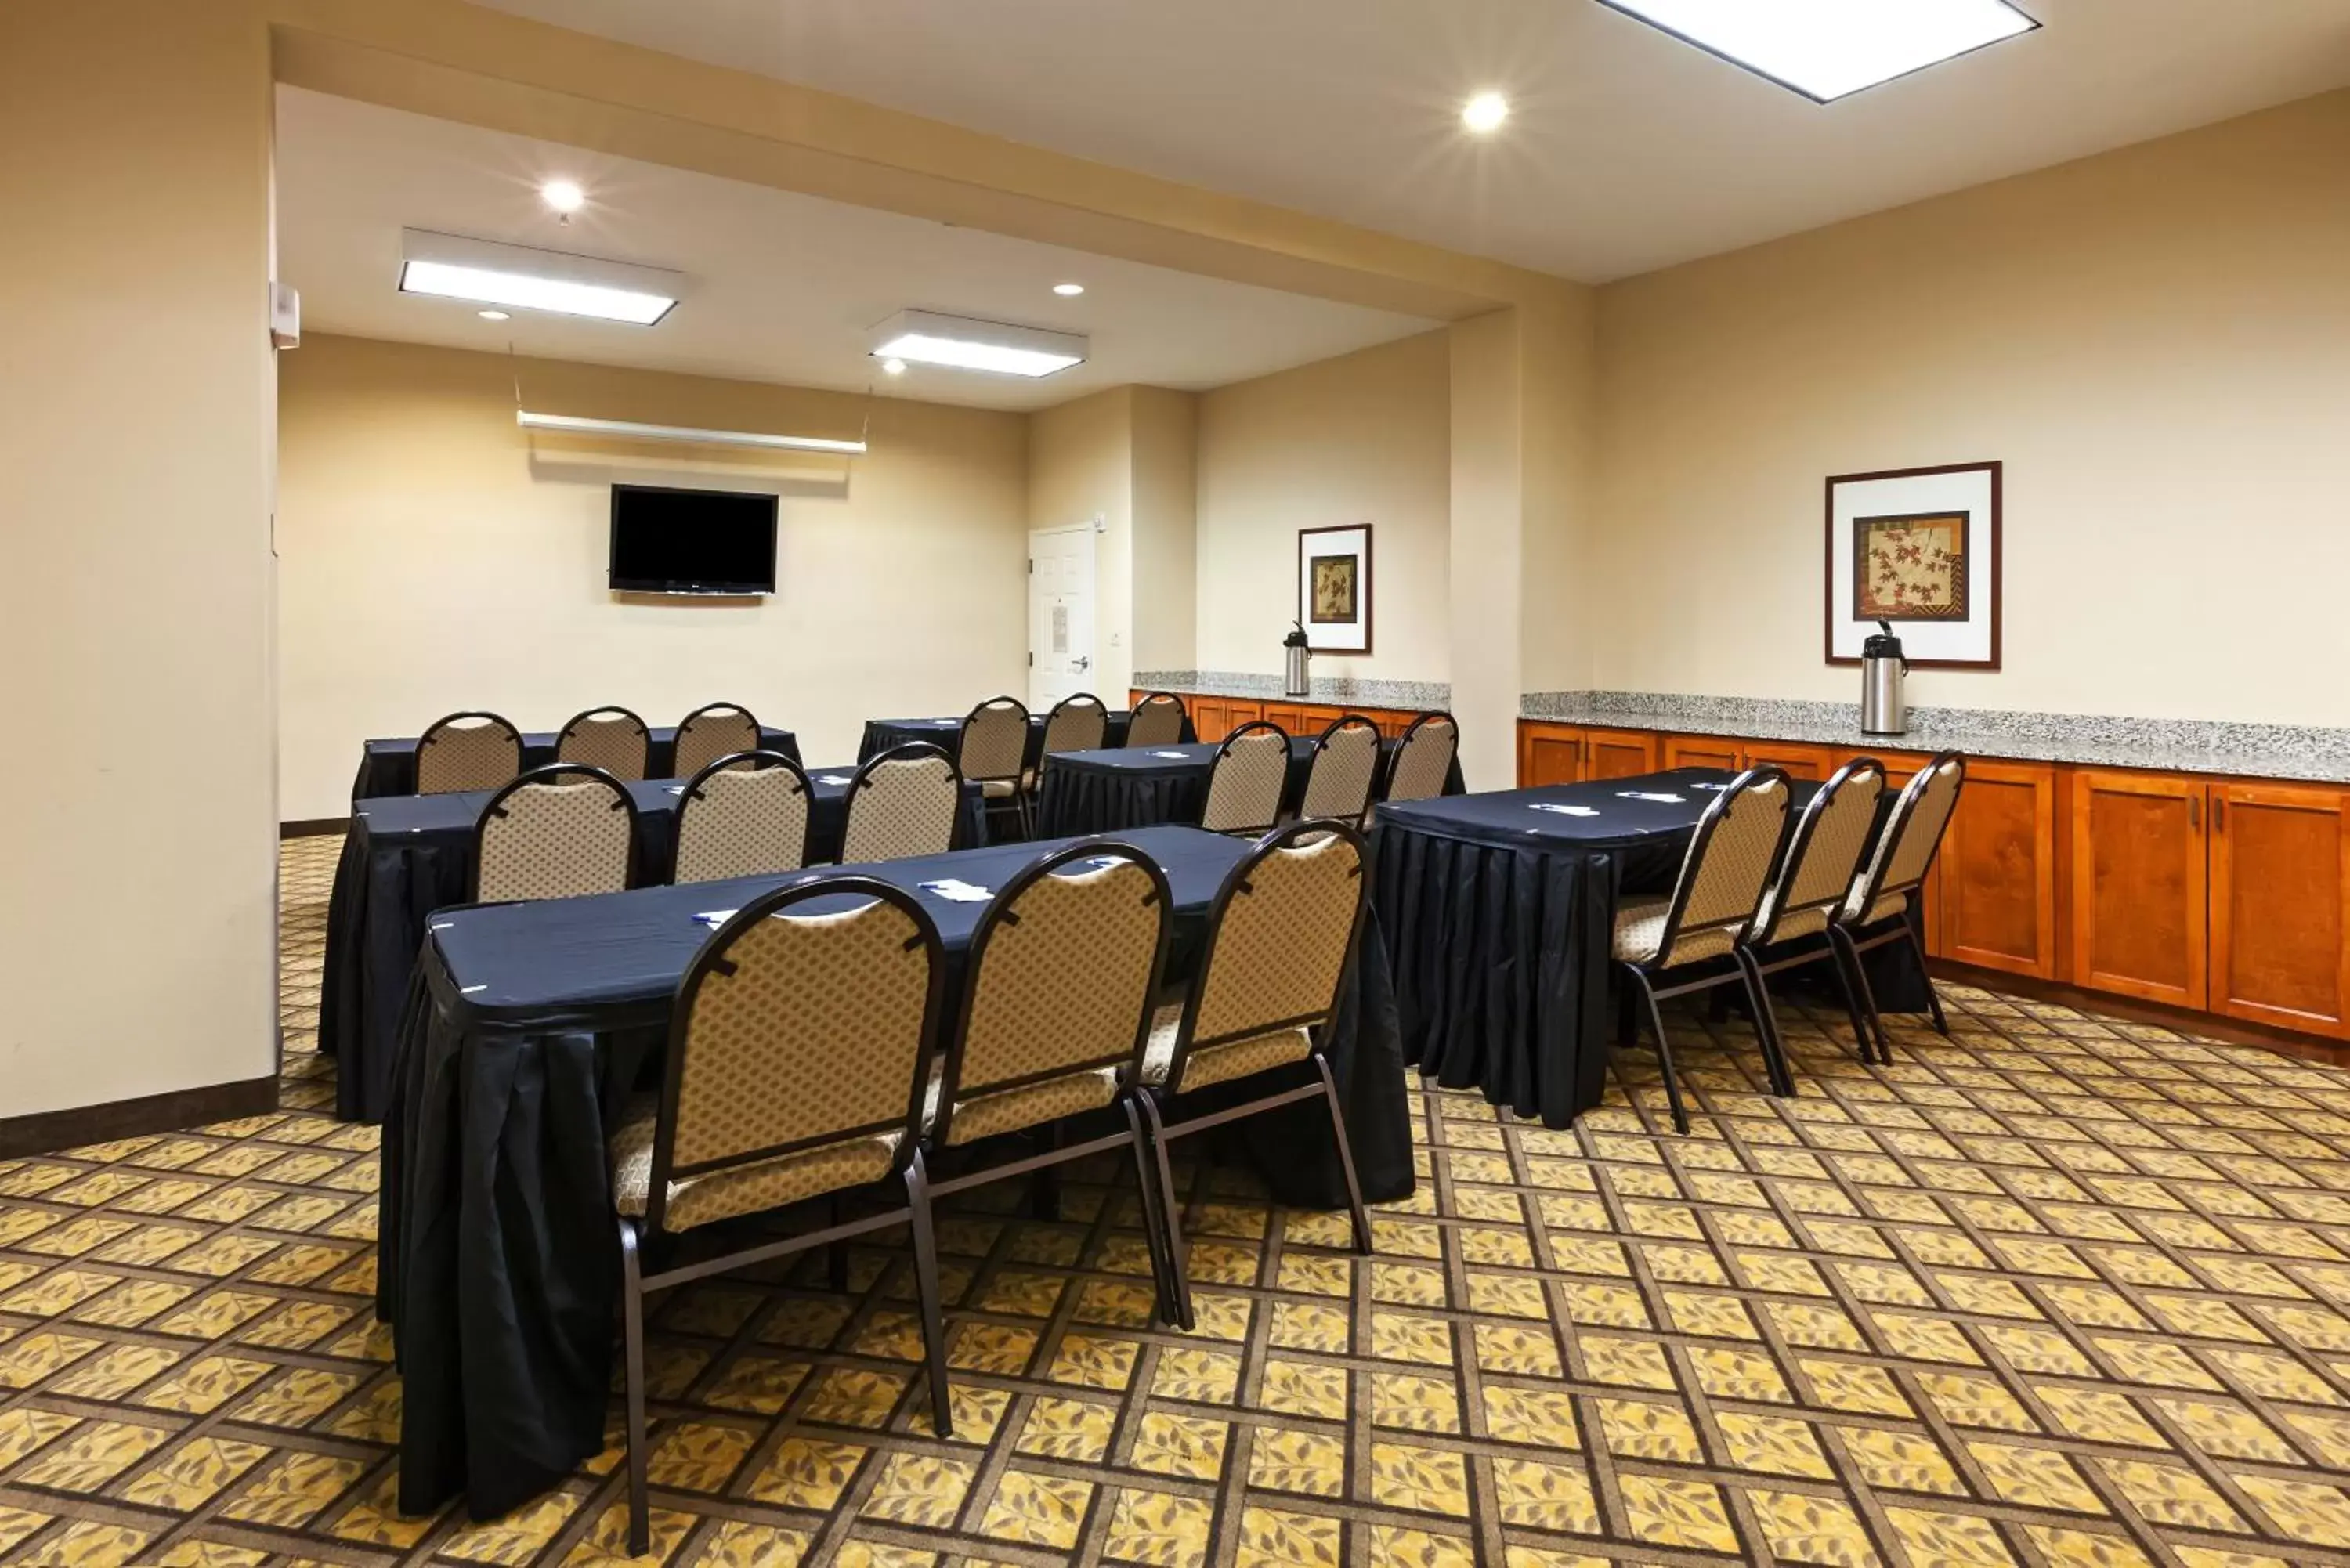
left=1141, top=1003, right=1312, bottom=1093
left=610, top=1094, right=899, bottom=1232
left=935, top=1068, right=1121, bottom=1145
left=979, top=778, right=1019, bottom=799
left=1842, top=887, right=1908, bottom=927
left=1753, top=884, right=1831, bottom=945
left=1611, top=895, right=1738, bottom=968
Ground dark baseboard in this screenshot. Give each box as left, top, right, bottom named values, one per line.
left=1930, top=960, right=2350, bottom=1068
left=0, top=1075, right=280, bottom=1159
left=280, top=817, right=350, bottom=839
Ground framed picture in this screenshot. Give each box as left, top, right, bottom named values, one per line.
left=1298, top=523, right=1372, bottom=655
left=1825, top=461, right=2001, bottom=668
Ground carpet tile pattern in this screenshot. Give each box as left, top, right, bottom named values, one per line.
left=0, top=836, right=2347, bottom=1564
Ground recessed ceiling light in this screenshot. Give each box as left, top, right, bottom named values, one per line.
left=539, top=178, right=586, bottom=215
left=1593, top=0, right=2037, bottom=103
left=881, top=358, right=907, bottom=376
left=400, top=230, right=682, bottom=325
left=870, top=309, right=1086, bottom=378
left=477, top=309, right=511, bottom=321
left=1461, top=92, right=1509, bottom=134
left=1052, top=283, right=1086, bottom=297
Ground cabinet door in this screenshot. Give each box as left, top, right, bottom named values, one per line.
left=2210, top=783, right=2350, bottom=1038
left=1937, top=761, right=2059, bottom=978
left=1374, top=709, right=1416, bottom=740
left=1743, top=742, right=1831, bottom=781
left=2070, top=770, right=2207, bottom=1009
left=1190, top=698, right=1227, bottom=741
left=1519, top=724, right=1583, bottom=787
left=1585, top=728, right=1661, bottom=782
left=1661, top=735, right=1741, bottom=773
left=1264, top=703, right=1313, bottom=735
left=1225, top=699, right=1265, bottom=730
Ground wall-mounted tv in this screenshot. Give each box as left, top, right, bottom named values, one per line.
left=609, top=484, right=779, bottom=594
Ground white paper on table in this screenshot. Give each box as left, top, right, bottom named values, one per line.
left=815, top=775, right=854, bottom=786
left=1617, top=791, right=1687, bottom=804
left=1690, top=782, right=1728, bottom=792
left=692, top=909, right=738, bottom=927
left=919, top=879, right=994, bottom=902
left=1530, top=803, right=1600, bottom=818
left=665, top=786, right=686, bottom=795
left=1150, top=750, right=1192, bottom=759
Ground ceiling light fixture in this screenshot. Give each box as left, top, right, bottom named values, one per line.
left=539, top=178, right=586, bottom=215
left=1052, top=282, right=1086, bottom=297
left=881, top=358, right=907, bottom=376
left=1461, top=92, right=1510, bottom=133
left=870, top=309, right=1086, bottom=378
left=1593, top=0, right=2037, bottom=103
left=477, top=309, right=511, bottom=321
left=400, top=230, right=682, bottom=325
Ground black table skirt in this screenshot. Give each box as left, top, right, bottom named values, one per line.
left=1374, top=770, right=1928, bottom=1129
left=1033, top=737, right=1465, bottom=839
left=378, top=827, right=1412, bottom=1521
left=352, top=726, right=799, bottom=804
left=856, top=710, right=1196, bottom=771
left=320, top=771, right=986, bottom=1123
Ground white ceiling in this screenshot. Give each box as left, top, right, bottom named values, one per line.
left=475, top=0, right=2350, bottom=281
left=273, top=88, right=1437, bottom=410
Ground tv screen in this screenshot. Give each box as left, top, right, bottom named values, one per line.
left=608, top=484, right=778, bottom=594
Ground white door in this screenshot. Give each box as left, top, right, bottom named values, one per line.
left=1028, top=525, right=1097, bottom=712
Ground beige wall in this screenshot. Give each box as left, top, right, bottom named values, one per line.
left=1195, top=331, right=1452, bottom=685
left=1592, top=90, right=2350, bottom=724
left=1, top=2, right=280, bottom=1118
left=278, top=335, right=1028, bottom=818
left=1130, top=388, right=1200, bottom=677
left=1028, top=388, right=1137, bottom=700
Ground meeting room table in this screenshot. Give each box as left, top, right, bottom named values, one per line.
left=376, top=824, right=1412, bottom=1520
left=1372, top=768, right=1929, bottom=1130
left=318, top=767, right=986, bottom=1123
left=1031, top=734, right=1466, bottom=838
left=856, top=707, right=1194, bottom=771
left=349, top=723, right=799, bottom=802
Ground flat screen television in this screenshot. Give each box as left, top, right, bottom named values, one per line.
left=608, top=484, right=779, bottom=594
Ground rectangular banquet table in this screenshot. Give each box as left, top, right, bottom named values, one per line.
left=1372, top=768, right=1926, bottom=1130
left=1032, top=734, right=1466, bottom=838
left=856, top=707, right=1194, bottom=771
left=320, top=767, right=986, bottom=1123
left=378, top=824, right=1412, bottom=1520
left=351, top=724, right=799, bottom=802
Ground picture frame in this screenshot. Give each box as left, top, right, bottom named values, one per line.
left=1824, top=461, right=2001, bottom=669
left=1298, top=523, right=1372, bottom=655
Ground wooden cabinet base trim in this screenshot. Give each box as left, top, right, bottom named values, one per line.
left=1930, top=961, right=2350, bottom=1067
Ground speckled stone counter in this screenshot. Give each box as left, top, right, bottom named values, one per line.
left=1137, top=670, right=1452, bottom=710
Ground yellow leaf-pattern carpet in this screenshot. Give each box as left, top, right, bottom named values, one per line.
left=1, top=835, right=2348, bottom=1566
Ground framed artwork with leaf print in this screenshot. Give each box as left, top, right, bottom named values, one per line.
left=1825, top=462, right=2001, bottom=669
left=1297, top=523, right=1372, bottom=655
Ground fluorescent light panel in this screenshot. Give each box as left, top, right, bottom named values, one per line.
left=399, top=229, right=682, bottom=324
left=870, top=309, right=1086, bottom=378
left=515, top=410, right=865, bottom=455
left=1594, top=0, right=2037, bottom=103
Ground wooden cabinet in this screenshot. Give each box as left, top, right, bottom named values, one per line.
left=1263, top=702, right=1315, bottom=735
left=1518, top=723, right=1583, bottom=787
left=1743, top=741, right=1832, bottom=781
left=1661, top=734, right=1742, bottom=773
left=2070, top=769, right=2208, bottom=1010
left=2210, top=783, right=2350, bottom=1037
left=1937, top=761, right=2059, bottom=978
left=1584, top=728, right=1661, bottom=782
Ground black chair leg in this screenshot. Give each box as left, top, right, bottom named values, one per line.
left=1123, top=1099, right=1183, bottom=1326
left=1137, top=1093, right=1195, bottom=1330
left=1313, top=1054, right=1373, bottom=1254
left=1906, top=919, right=1950, bottom=1035
left=1736, top=951, right=1795, bottom=1100
left=1831, top=925, right=1893, bottom=1065
left=1625, top=965, right=1691, bottom=1135
left=1820, top=937, right=1878, bottom=1066
left=618, top=1219, right=649, bottom=1558
left=904, top=1153, right=953, bottom=1438
left=1616, top=977, right=1636, bottom=1049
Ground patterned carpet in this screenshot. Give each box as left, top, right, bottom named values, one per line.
left=2, top=837, right=2348, bottom=1567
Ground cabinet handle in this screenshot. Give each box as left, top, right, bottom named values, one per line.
left=2189, top=795, right=2201, bottom=832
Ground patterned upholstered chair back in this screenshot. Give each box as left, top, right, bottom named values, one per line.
left=958, top=698, right=1030, bottom=786
left=935, top=844, right=1170, bottom=1147
left=1647, top=768, right=1791, bottom=970
left=1300, top=716, right=1383, bottom=820
left=1201, top=722, right=1291, bottom=835
left=674, top=751, right=813, bottom=883
left=1126, top=692, right=1188, bottom=748
left=1040, top=693, right=1109, bottom=757
left=645, top=880, right=942, bottom=1234
left=1752, top=760, right=1887, bottom=946
left=841, top=744, right=962, bottom=864
left=1383, top=712, right=1459, bottom=804
left=674, top=703, right=761, bottom=779
left=1159, top=824, right=1367, bottom=1094
left=556, top=706, right=651, bottom=781
left=416, top=711, right=522, bottom=795
left=472, top=764, right=636, bottom=902
left=1844, top=753, right=1965, bottom=928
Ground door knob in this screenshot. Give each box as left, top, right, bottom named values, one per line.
left=1074, top=656, right=1091, bottom=670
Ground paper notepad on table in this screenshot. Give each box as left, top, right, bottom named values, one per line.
left=1530, top=803, right=1600, bottom=818
left=920, top=879, right=993, bottom=903
left=1617, top=790, right=1687, bottom=804
left=1690, top=782, right=1728, bottom=792
left=693, top=909, right=737, bottom=927
left=816, top=775, right=854, bottom=786
left=1150, top=750, right=1191, bottom=759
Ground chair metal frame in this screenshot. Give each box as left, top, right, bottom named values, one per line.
left=415, top=710, right=523, bottom=795
left=1029, top=693, right=1110, bottom=815
left=468, top=762, right=639, bottom=902
left=555, top=704, right=653, bottom=781
left=959, top=696, right=1035, bottom=839
left=1132, top=822, right=1376, bottom=1329
left=1828, top=753, right=1966, bottom=1063
left=1126, top=691, right=1190, bottom=749
left=1300, top=712, right=1385, bottom=822
left=841, top=742, right=965, bottom=864
left=617, top=877, right=948, bottom=1554
left=1201, top=719, right=1292, bottom=837
left=672, top=749, right=815, bottom=883
left=1739, top=759, right=1892, bottom=1068
left=1382, top=710, right=1460, bottom=805
left=672, top=702, right=762, bottom=779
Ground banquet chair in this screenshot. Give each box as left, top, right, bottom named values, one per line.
left=841, top=743, right=963, bottom=864
left=415, top=710, right=523, bottom=795
left=917, top=842, right=1182, bottom=1346
left=672, top=750, right=814, bottom=883
left=674, top=702, right=762, bottom=779
left=1126, top=692, right=1189, bottom=748
left=1739, top=759, right=1889, bottom=1068
left=1028, top=693, right=1109, bottom=804
left=471, top=764, right=638, bottom=903
left=556, top=705, right=652, bottom=782
left=1612, top=766, right=1792, bottom=1134
left=1200, top=721, right=1289, bottom=836
left=959, top=696, right=1033, bottom=837
left=1382, top=711, right=1459, bottom=806
left=1300, top=714, right=1383, bottom=822
left=612, top=879, right=948, bottom=1553
left=1831, top=753, right=1966, bottom=1062
left=1133, top=822, right=1374, bottom=1328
